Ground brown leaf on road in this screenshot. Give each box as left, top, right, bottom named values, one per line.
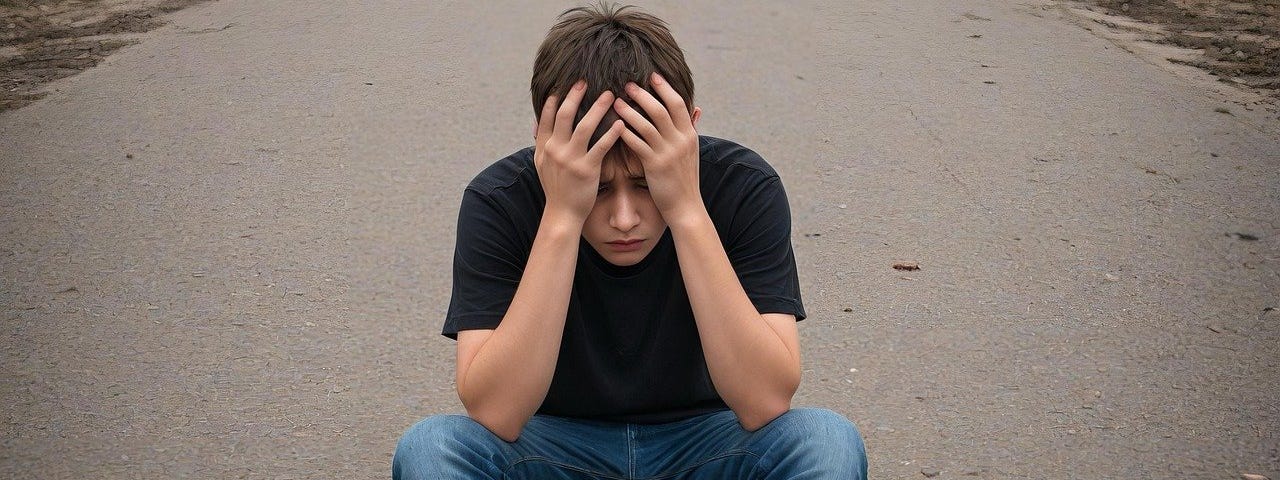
left=893, top=262, right=921, bottom=271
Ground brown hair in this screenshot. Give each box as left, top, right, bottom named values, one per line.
left=531, top=2, right=694, bottom=150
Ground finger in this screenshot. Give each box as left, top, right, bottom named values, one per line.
left=624, top=82, right=677, bottom=135
left=618, top=126, right=655, bottom=160
left=554, top=80, right=587, bottom=140
left=536, top=94, right=558, bottom=143
left=571, top=90, right=615, bottom=148
left=586, top=120, right=625, bottom=160
left=650, top=72, right=693, bottom=130
left=613, top=98, right=661, bottom=145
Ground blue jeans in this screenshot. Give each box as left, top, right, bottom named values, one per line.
left=392, top=408, right=866, bottom=479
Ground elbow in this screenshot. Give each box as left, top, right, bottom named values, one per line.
left=735, top=372, right=801, bottom=432
left=462, top=405, right=526, bottom=442
left=460, top=395, right=528, bottom=442
left=736, top=397, right=793, bottom=432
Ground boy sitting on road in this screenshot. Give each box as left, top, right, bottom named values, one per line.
left=393, top=4, right=867, bottom=479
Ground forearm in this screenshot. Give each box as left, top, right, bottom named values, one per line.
left=457, top=213, right=581, bottom=441
left=667, top=207, right=801, bottom=430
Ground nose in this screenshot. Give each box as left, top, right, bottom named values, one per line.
left=608, top=189, right=642, bottom=233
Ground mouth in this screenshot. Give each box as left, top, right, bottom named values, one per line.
left=605, top=238, right=645, bottom=252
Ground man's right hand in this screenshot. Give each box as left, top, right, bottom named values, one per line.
left=534, top=80, right=625, bottom=223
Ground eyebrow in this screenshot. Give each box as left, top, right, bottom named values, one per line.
left=599, top=174, right=647, bottom=183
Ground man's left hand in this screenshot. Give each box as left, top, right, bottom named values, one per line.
left=613, top=72, right=704, bottom=225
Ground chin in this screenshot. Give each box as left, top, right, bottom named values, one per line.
left=604, top=252, right=644, bottom=266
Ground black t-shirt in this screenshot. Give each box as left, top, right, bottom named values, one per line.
left=442, top=135, right=805, bottom=424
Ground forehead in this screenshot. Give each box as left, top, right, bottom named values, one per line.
left=600, top=152, right=645, bottom=180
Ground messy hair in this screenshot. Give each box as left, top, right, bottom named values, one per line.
left=530, top=2, right=694, bottom=151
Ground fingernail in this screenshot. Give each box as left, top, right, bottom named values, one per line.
left=575, top=80, right=586, bottom=90
left=651, top=72, right=664, bottom=84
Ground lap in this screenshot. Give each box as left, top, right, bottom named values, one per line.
left=393, top=408, right=866, bottom=480
left=634, top=408, right=866, bottom=479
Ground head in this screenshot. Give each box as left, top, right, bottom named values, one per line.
left=532, top=2, right=695, bottom=150
left=531, top=3, right=699, bottom=266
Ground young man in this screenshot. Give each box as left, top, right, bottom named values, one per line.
left=394, top=4, right=867, bottom=479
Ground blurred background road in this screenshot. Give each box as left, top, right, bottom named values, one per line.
left=2, top=1, right=1277, bottom=478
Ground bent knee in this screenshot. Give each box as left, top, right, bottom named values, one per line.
left=763, top=408, right=867, bottom=475
left=393, top=415, right=502, bottom=469
left=779, top=408, right=864, bottom=447
left=394, top=414, right=509, bottom=478
left=397, top=415, right=493, bottom=451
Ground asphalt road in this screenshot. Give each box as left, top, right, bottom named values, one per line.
left=2, top=1, right=1278, bottom=478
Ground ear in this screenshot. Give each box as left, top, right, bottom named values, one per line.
left=691, top=107, right=702, bottom=130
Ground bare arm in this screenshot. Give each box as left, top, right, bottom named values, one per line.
left=667, top=212, right=801, bottom=431
left=455, top=82, right=624, bottom=442
left=615, top=73, right=801, bottom=431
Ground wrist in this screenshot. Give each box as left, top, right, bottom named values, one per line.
left=662, top=201, right=712, bottom=233
left=539, top=207, right=587, bottom=237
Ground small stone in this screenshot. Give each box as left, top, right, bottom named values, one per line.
left=922, top=468, right=941, bottom=478
left=892, top=262, right=920, bottom=271
left=1241, top=474, right=1270, bottom=480
left=837, top=203, right=847, bottom=209
left=1235, top=50, right=1247, bottom=59
left=1121, top=3, right=1130, bottom=12
left=1104, top=273, right=1119, bottom=282
left=125, top=153, right=134, bottom=159
left=842, top=307, right=853, bottom=312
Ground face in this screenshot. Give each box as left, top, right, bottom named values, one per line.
left=581, top=153, right=667, bottom=266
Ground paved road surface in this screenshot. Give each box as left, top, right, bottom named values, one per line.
left=2, top=1, right=1277, bottom=478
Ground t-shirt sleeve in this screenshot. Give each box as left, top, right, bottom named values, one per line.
left=724, top=175, right=807, bottom=321
left=441, top=188, right=526, bottom=338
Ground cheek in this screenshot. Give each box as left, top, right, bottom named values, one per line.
left=581, top=202, right=610, bottom=241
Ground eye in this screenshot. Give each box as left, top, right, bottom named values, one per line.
left=597, top=184, right=610, bottom=194
left=635, top=179, right=649, bottom=190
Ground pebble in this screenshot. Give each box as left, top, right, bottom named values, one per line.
left=922, top=468, right=941, bottom=478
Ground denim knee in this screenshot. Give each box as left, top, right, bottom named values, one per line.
left=758, top=408, right=868, bottom=479
left=392, top=414, right=506, bottom=480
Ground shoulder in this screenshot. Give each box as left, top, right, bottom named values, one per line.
left=698, top=136, right=780, bottom=184
left=466, top=146, right=539, bottom=196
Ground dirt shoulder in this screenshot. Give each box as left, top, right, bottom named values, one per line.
left=1, top=0, right=210, bottom=111
left=1076, top=0, right=1279, bottom=96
